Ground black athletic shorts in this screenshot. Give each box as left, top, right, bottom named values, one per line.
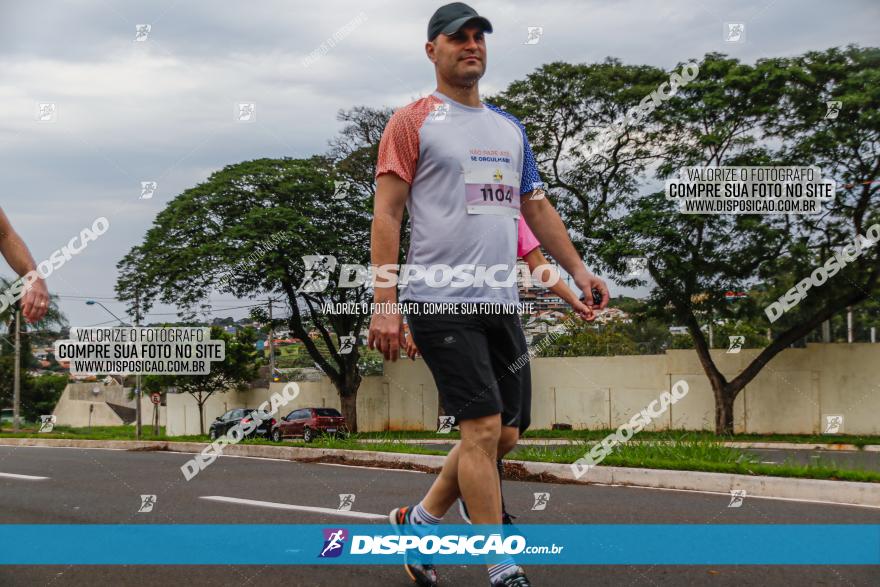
left=405, top=302, right=532, bottom=433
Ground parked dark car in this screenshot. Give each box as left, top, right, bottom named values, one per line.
left=271, top=407, right=347, bottom=442
left=208, top=408, right=275, bottom=440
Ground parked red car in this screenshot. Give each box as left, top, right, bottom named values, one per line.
left=271, top=407, right=348, bottom=442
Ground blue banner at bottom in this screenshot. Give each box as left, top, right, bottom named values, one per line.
left=0, top=525, right=877, bottom=565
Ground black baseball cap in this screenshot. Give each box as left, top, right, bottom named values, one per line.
left=428, top=2, right=493, bottom=41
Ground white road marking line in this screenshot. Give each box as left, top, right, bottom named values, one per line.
left=208, top=454, right=296, bottom=462
left=1, top=445, right=428, bottom=472
left=317, top=462, right=426, bottom=473
left=175, top=453, right=427, bottom=472
left=0, top=472, right=49, bottom=480
left=200, top=496, right=387, bottom=519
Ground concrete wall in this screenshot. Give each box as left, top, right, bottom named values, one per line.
left=164, top=343, right=880, bottom=436
left=52, top=382, right=167, bottom=428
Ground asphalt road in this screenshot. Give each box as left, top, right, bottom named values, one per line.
left=1, top=445, right=877, bottom=586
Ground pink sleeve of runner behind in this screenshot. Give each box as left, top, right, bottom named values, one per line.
left=517, top=215, right=540, bottom=258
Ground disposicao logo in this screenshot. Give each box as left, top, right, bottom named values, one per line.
left=319, top=528, right=348, bottom=558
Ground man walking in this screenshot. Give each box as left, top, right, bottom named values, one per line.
left=404, top=213, right=596, bottom=530
left=368, top=4, right=609, bottom=585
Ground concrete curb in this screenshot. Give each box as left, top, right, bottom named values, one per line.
left=0, top=437, right=449, bottom=469
left=2, top=438, right=877, bottom=507
left=515, top=460, right=880, bottom=507
left=725, top=441, right=880, bottom=452
left=358, top=438, right=880, bottom=452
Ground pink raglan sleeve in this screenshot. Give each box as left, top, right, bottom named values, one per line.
left=376, top=100, right=436, bottom=185
left=517, top=215, right=540, bottom=258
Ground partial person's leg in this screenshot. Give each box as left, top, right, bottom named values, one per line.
left=498, top=425, right=519, bottom=456
left=420, top=442, right=463, bottom=517
left=496, top=425, right=520, bottom=517
left=484, top=312, right=531, bottom=521
left=457, top=413, right=503, bottom=524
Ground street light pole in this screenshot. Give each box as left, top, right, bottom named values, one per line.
left=13, top=309, right=20, bottom=432
left=268, top=298, right=276, bottom=382
left=85, top=300, right=128, bottom=325
left=134, top=288, right=142, bottom=440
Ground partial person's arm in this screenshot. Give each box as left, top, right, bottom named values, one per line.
left=402, top=321, right=419, bottom=360
left=0, top=207, right=49, bottom=322
left=521, top=247, right=594, bottom=321
left=520, top=194, right=609, bottom=311
left=517, top=215, right=594, bottom=321
left=513, top=115, right=609, bottom=311
left=367, top=173, right=410, bottom=362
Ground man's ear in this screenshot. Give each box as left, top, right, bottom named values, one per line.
left=425, top=40, right=437, bottom=63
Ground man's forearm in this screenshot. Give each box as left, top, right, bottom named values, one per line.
left=521, top=197, right=590, bottom=281
left=370, top=212, right=401, bottom=303
left=0, top=229, right=39, bottom=279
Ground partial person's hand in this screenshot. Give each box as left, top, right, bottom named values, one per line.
left=403, top=323, right=420, bottom=360
left=568, top=297, right=596, bottom=322
left=575, top=272, right=610, bottom=312
left=20, top=276, right=49, bottom=323
left=368, top=307, right=405, bottom=362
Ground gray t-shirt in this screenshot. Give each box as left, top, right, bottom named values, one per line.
left=376, top=90, right=544, bottom=303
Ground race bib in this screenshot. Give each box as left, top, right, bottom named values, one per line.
left=464, top=166, right=521, bottom=218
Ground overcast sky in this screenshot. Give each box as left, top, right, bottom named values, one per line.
left=1, top=0, right=877, bottom=327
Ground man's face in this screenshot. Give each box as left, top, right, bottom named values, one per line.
left=427, top=24, right=486, bottom=86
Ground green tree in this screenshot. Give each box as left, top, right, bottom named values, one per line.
left=487, top=59, right=669, bottom=246
left=116, top=156, right=374, bottom=431
left=599, top=53, right=815, bottom=433
left=26, top=374, right=68, bottom=421
left=119, top=104, right=406, bottom=433
left=490, top=48, right=878, bottom=433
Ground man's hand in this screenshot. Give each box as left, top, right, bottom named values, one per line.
left=368, top=309, right=406, bottom=362
left=0, top=207, right=50, bottom=322
left=575, top=272, right=610, bottom=312
left=21, top=276, right=49, bottom=323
